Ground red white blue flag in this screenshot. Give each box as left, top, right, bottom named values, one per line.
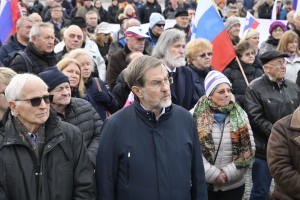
left=243, top=11, right=260, bottom=32
left=0, top=0, right=21, bottom=44
left=190, top=0, right=235, bottom=72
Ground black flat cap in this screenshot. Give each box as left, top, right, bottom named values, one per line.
left=175, top=10, right=188, bottom=18
left=259, top=50, right=289, bottom=65
left=70, top=17, right=87, bottom=28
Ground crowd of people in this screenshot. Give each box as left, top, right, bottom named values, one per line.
left=0, top=0, right=300, bottom=199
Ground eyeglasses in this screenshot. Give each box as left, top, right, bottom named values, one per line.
left=149, top=77, right=173, bottom=89
left=244, top=51, right=256, bottom=57
left=268, top=60, right=287, bottom=67
left=199, top=52, right=213, bottom=58
left=272, top=28, right=283, bottom=33
left=155, top=24, right=165, bottom=28
left=51, top=10, right=62, bottom=12
left=15, top=95, right=53, bottom=107
left=215, top=88, right=233, bottom=95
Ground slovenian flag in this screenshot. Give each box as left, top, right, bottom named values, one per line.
left=190, top=0, right=235, bottom=72
left=243, top=11, right=260, bottom=32
left=0, top=0, right=21, bottom=44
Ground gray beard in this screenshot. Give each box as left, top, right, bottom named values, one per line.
left=164, top=52, right=186, bottom=68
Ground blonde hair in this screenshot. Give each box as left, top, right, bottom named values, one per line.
left=0, top=67, right=17, bottom=86
left=56, top=58, right=86, bottom=97
left=240, top=28, right=260, bottom=42
left=186, top=39, right=213, bottom=64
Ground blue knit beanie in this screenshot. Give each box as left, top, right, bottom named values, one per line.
left=38, top=67, right=69, bottom=92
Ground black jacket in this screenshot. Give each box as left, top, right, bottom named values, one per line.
left=244, top=74, right=300, bottom=159
left=10, top=42, right=57, bottom=74
left=258, top=2, right=273, bottom=19
left=0, top=110, right=96, bottom=200
left=139, top=2, right=162, bottom=23
left=84, top=76, right=119, bottom=120
left=0, top=34, right=26, bottom=66
left=188, top=65, right=213, bottom=101
left=223, top=59, right=263, bottom=108
left=107, top=4, right=119, bottom=23
left=56, top=98, right=102, bottom=167
left=112, top=70, right=130, bottom=108
left=169, top=66, right=198, bottom=110
left=96, top=102, right=207, bottom=200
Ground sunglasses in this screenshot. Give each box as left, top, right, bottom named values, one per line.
left=156, top=24, right=165, bottom=28
left=15, top=95, right=53, bottom=107
left=199, top=52, right=213, bottom=58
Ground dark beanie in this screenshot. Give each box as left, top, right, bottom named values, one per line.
left=38, top=67, right=69, bottom=92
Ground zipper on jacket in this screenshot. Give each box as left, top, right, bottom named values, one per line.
left=127, top=151, right=130, bottom=186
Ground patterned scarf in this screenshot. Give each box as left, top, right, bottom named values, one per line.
left=193, top=96, right=254, bottom=169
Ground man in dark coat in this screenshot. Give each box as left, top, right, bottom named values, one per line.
left=10, top=22, right=57, bottom=74
left=258, top=0, right=273, bottom=19
left=96, top=55, right=207, bottom=200
left=48, top=4, right=71, bottom=41
left=0, top=73, right=95, bottom=200
left=173, top=10, right=190, bottom=41
left=0, top=17, right=33, bottom=66
left=245, top=50, right=300, bottom=200
left=39, top=67, right=102, bottom=167
left=152, top=28, right=197, bottom=110
left=139, top=0, right=162, bottom=23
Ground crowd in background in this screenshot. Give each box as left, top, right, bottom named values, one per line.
left=0, top=0, right=300, bottom=199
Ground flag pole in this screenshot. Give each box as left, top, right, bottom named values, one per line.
left=235, top=56, right=249, bottom=85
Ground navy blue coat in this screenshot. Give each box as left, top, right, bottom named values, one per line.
left=187, top=65, right=213, bottom=101
left=96, top=102, right=207, bottom=200
left=170, top=66, right=198, bottom=110
left=0, top=34, right=26, bottom=67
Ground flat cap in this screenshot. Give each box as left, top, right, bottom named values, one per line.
left=259, top=50, right=288, bottom=65
left=175, top=10, right=188, bottom=18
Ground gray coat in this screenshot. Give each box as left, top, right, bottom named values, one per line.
left=57, top=98, right=102, bottom=167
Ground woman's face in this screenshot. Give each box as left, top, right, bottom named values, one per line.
left=209, top=83, right=232, bottom=107
left=126, top=6, right=134, bottom=15
left=272, top=26, right=284, bottom=40
left=95, top=0, right=101, bottom=8
left=61, top=63, right=81, bottom=88
left=76, top=54, right=92, bottom=79
left=248, top=34, right=260, bottom=48
left=240, top=49, right=256, bottom=65
left=287, top=39, right=298, bottom=53
left=191, top=48, right=212, bottom=69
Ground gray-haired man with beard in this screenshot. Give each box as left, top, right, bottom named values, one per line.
left=152, top=28, right=197, bottom=110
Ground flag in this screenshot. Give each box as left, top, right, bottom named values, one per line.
left=191, top=0, right=235, bottom=72
left=293, top=0, right=300, bottom=12
left=243, top=11, right=260, bottom=32
left=0, top=0, right=21, bottom=44
left=271, top=0, right=278, bottom=20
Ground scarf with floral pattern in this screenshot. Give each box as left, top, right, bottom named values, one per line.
left=193, top=96, right=254, bottom=169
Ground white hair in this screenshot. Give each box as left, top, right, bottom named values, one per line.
left=5, top=74, right=47, bottom=101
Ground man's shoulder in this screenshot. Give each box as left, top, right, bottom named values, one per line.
left=70, top=98, right=93, bottom=110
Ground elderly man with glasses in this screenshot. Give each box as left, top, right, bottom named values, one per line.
left=0, top=73, right=96, bottom=200
left=244, top=50, right=300, bottom=200
left=96, top=55, right=207, bottom=200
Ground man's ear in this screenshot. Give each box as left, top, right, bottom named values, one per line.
left=8, top=101, right=18, bottom=115
left=131, top=86, right=143, bottom=99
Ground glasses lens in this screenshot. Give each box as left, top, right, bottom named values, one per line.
left=200, top=52, right=213, bottom=58
left=29, top=95, right=53, bottom=107
left=156, top=24, right=165, bottom=27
